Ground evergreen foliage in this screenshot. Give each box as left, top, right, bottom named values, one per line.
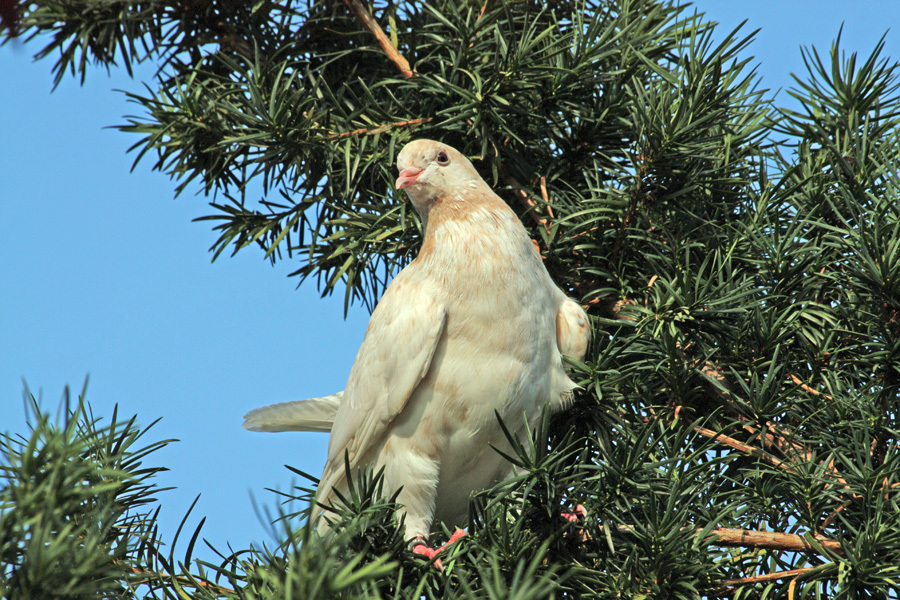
left=4, top=0, right=900, bottom=597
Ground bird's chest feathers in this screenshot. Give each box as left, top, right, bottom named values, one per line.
left=417, top=201, right=539, bottom=295
left=412, top=201, right=558, bottom=343
left=405, top=201, right=561, bottom=429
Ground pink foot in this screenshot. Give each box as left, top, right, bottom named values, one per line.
left=412, top=528, right=467, bottom=571
left=561, top=503, right=587, bottom=522
left=561, top=504, right=590, bottom=542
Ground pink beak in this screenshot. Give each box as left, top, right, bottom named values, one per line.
left=396, top=166, right=423, bottom=189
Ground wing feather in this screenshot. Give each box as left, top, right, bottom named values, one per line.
left=556, top=297, right=590, bottom=361
left=316, top=274, right=447, bottom=508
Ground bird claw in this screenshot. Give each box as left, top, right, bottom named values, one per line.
left=412, top=528, right=467, bottom=571
left=561, top=504, right=591, bottom=543
left=561, top=503, right=588, bottom=522
left=412, top=543, right=442, bottom=570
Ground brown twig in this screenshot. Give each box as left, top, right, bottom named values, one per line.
left=698, top=360, right=855, bottom=508
left=342, top=0, right=413, bottom=78
left=788, top=374, right=834, bottom=400
left=639, top=412, right=788, bottom=470
left=611, top=299, right=862, bottom=542
left=821, top=499, right=852, bottom=529
left=539, top=176, right=554, bottom=218
left=605, top=524, right=841, bottom=555
left=703, top=527, right=841, bottom=554
left=505, top=175, right=551, bottom=231
left=328, top=117, right=432, bottom=139
left=692, top=425, right=791, bottom=470
left=739, top=419, right=813, bottom=464
left=718, top=566, right=818, bottom=587
left=822, top=480, right=900, bottom=529
left=659, top=361, right=861, bottom=536
left=695, top=359, right=815, bottom=461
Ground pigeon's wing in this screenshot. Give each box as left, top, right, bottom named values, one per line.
left=556, top=297, right=591, bottom=361
left=316, top=274, right=447, bottom=505
left=242, top=392, right=343, bottom=433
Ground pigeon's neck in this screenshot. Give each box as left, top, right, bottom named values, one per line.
left=416, top=193, right=536, bottom=273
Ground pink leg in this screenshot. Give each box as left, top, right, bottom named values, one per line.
left=561, top=503, right=587, bottom=522
left=560, top=504, right=590, bottom=542
left=412, top=528, right=467, bottom=571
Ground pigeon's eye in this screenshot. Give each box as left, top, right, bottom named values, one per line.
left=436, top=150, right=450, bottom=165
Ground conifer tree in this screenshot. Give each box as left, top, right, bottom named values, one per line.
left=4, top=1, right=900, bottom=597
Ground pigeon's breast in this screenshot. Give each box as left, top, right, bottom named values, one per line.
left=390, top=199, right=572, bottom=526
left=417, top=238, right=565, bottom=516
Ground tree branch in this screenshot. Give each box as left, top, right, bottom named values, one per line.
left=504, top=175, right=551, bottom=231
left=695, top=359, right=815, bottom=461
left=328, top=117, right=432, bottom=139
left=640, top=413, right=789, bottom=471
left=788, top=373, right=834, bottom=400
left=706, top=566, right=822, bottom=596
left=342, top=0, right=413, bottom=78
left=539, top=175, right=554, bottom=218
left=605, top=525, right=841, bottom=554
left=692, top=425, right=791, bottom=470
left=704, top=527, right=841, bottom=554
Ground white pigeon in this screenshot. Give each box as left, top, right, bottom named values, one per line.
left=244, top=139, right=590, bottom=557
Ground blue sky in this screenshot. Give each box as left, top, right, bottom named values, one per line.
left=3, top=2, right=900, bottom=564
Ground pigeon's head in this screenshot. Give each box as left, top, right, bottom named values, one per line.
left=396, top=140, right=486, bottom=215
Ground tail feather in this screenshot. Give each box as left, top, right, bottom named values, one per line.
left=242, top=392, right=343, bottom=433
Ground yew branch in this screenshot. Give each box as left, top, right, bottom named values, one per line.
left=343, top=0, right=413, bottom=78
left=704, top=527, right=841, bottom=554
left=539, top=175, right=554, bottom=218
left=788, top=373, right=834, bottom=400
left=328, top=117, right=432, bottom=139
left=696, top=359, right=814, bottom=461
left=692, top=425, right=790, bottom=470
left=606, top=525, right=841, bottom=555
left=718, top=566, right=818, bottom=587
left=706, top=566, right=825, bottom=596
left=639, top=413, right=788, bottom=470
left=505, top=175, right=551, bottom=231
